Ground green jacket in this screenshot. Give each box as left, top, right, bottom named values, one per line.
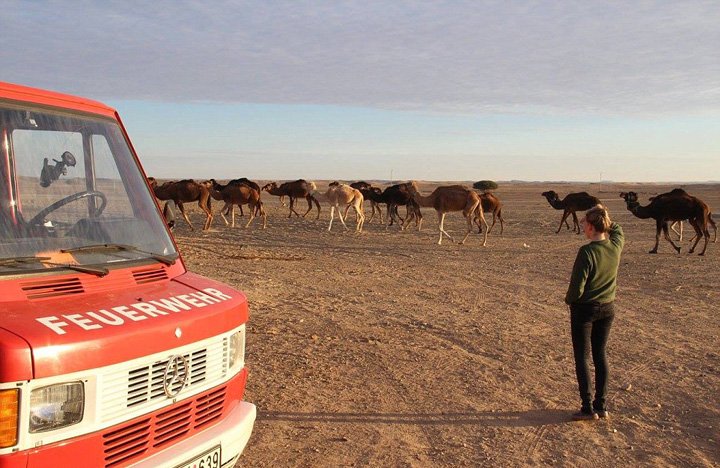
left=565, top=223, right=624, bottom=305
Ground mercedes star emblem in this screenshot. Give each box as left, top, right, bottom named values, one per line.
left=163, top=355, right=189, bottom=398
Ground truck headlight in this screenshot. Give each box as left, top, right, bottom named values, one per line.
left=228, top=328, right=245, bottom=370
left=29, top=382, right=84, bottom=433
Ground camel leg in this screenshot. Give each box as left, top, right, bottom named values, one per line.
left=199, top=193, right=213, bottom=231
left=401, top=207, right=411, bottom=232
left=670, top=221, right=682, bottom=241
left=688, top=218, right=709, bottom=255
left=203, top=208, right=213, bottom=231
left=244, top=205, right=256, bottom=228
left=557, top=211, right=571, bottom=233
left=342, top=204, right=351, bottom=222
left=337, top=204, right=349, bottom=231
left=460, top=214, right=473, bottom=245
left=477, top=209, right=488, bottom=247
left=486, top=214, right=496, bottom=234
left=385, top=204, right=395, bottom=229
left=312, top=196, right=321, bottom=219
left=176, top=202, right=195, bottom=231
left=660, top=221, right=681, bottom=254
left=498, top=212, right=504, bottom=235
left=355, top=205, right=365, bottom=232
left=289, top=197, right=303, bottom=217
left=328, top=206, right=335, bottom=231
left=571, top=212, right=580, bottom=234
left=219, top=203, right=230, bottom=226
left=437, top=212, right=454, bottom=245
left=231, top=205, right=237, bottom=228
left=302, top=196, right=313, bottom=217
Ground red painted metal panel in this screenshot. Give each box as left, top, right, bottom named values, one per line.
left=0, top=329, right=32, bottom=381
left=0, top=81, right=116, bottom=118
left=0, top=269, right=248, bottom=378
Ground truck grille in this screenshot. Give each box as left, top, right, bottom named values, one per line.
left=100, top=337, right=229, bottom=422
left=127, top=349, right=208, bottom=407
left=102, top=386, right=227, bottom=467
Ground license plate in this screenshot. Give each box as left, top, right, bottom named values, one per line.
left=176, top=445, right=221, bottom=468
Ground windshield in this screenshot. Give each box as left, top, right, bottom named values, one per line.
left=0, top=102, right=177, bottom=275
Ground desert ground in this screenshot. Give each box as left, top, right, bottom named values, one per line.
left=170, top=181, right=718, bottom=467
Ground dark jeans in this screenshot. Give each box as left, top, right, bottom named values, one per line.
left=570, top=302, right=614, bottom=412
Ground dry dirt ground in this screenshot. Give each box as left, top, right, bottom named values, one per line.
left=171, top=181, right=719, bottom=467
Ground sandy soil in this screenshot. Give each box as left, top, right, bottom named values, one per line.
left=171, top=181, right=719, bottom=467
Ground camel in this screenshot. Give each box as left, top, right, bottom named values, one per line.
left=349, top=181, right=384, bottom=224
left=202, top=179, right=267, bottom=229
left=475, top=192, right=504, bottom=235
left=147, top=177, right=213, bottom=231
left=221, top=178, right=262, bottom=218
left=407, top=181, right=486, bottom=245
left=541, top=190, right=601, bottom=234
left=262, top=180, right=321, bottom=219
left=380, top=183, right=423, bottom=231
left=649, top=189, right=717, bottom=243
left=620, top=191, right=711, bottom=255
left=322, top=182, right=365, bottom=232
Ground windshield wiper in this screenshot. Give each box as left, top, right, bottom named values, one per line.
left=0, top=256, right=109, bottom=277
left=61, top=244, right=178, bottom=265
left=0, top=256, right=52, bottom=266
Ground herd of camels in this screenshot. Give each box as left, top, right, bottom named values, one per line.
left=146, top=177, right=717, bottom=254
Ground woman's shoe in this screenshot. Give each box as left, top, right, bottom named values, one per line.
left=596, top=410, right=609, bottom=419
left=572, top=410, right=599, bottom=421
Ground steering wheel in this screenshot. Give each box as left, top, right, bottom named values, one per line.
left=28, top=190, right=108, bottom=227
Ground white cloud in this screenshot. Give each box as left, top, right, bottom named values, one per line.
left=2, top=0, right=719, bottom=115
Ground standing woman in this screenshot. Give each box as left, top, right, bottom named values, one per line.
left=565, top=205, right=624, bottom=420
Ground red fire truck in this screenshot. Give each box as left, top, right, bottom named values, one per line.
left=0, top=82, right=255, bottom=467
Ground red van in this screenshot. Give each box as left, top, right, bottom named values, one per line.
left=0, top=82, right=255, bottom=467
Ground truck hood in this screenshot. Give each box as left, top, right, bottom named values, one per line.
left=0, top=271, right=248, bottom=379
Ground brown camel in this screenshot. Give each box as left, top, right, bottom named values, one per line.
left=202, top=179, right=266, bottom=229
left=147, top=177, right=213, bottom=230
left=380, top=183, right=423, bottom=231
left=322, top=182, right=365, bottom=232
left=620, top=191, right=711, bottom=255
left=541, top=190, right=601, bottom=234
left=475, top=192, right=504, bottom=235
left=649, top=189, right=717, bottom=243
left=221, top=178, right=262, bottom=218
left=407, top=181, right=486, bottom=245
left=349, top=181, right=384, bottom=224
left=262, top=180, right=321, bottom=219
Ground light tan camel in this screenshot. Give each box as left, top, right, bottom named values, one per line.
left=321, top=182, right=365, bottom=232
left=147, top=177, right=213, bottom=230
left=407, top=181, right=486, bottom=245
left=202, top=179, right=267, bottom=229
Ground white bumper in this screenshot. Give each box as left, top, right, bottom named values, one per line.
left=130, top=401, right=256, bottom=468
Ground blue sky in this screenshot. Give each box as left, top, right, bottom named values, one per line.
left=3, top=1, right=719, bottom=181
